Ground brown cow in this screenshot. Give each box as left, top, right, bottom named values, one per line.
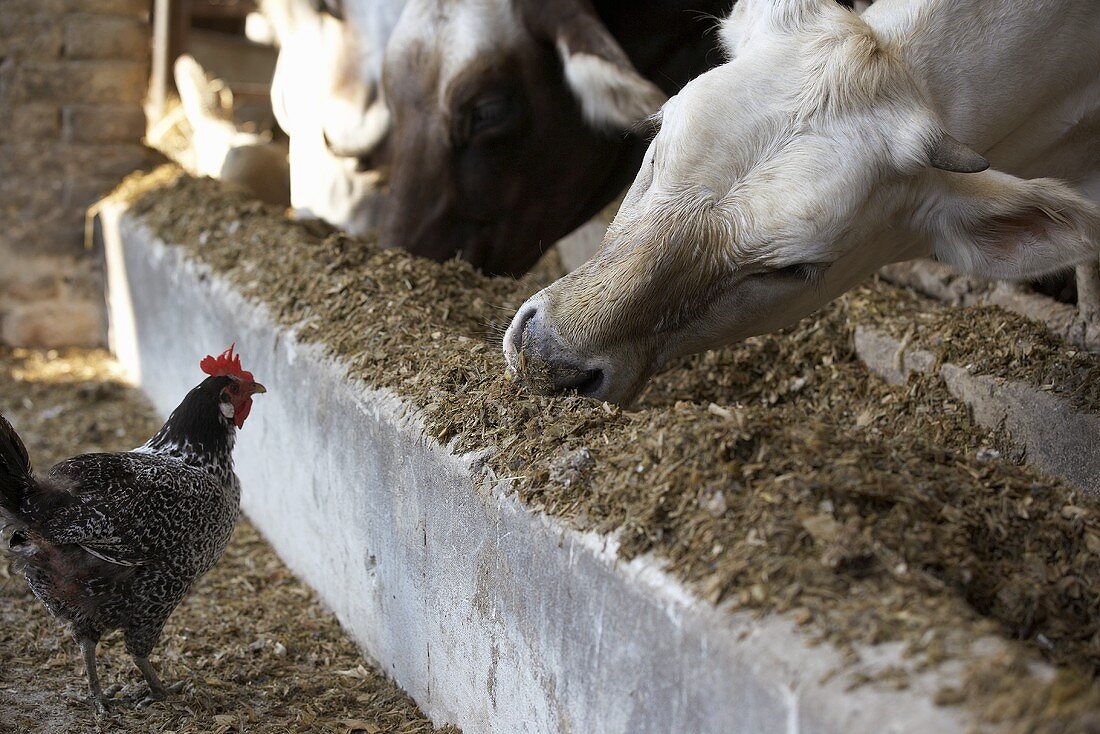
left=364, top=0, right=732, bottom=276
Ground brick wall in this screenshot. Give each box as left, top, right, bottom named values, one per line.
left=0, top=0, right=157, bottom=347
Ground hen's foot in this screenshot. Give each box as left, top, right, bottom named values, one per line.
left=132, top=654, right=185, bottom=707
left=135, top=682, right=184, bottom=708
left=135, top=693, right=161, bottom=709
left=90, top=692, right=113, bottom=716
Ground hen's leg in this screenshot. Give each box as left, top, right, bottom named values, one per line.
left=126, top=620, right=179, bottom=705
left=132, top=655, right=184, bottom=707
left=133, top=655, right=166, bottom=700
left=79, top=637, right=111, bottom=714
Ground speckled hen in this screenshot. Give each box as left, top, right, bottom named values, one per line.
left=0, top=346, right=265, bottom=712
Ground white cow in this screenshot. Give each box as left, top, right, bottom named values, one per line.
left=261, top=0, right=405, bottom=233
left=172, top=55, right=291, bottom=207
left=505, top=0, right=1100, bottom=404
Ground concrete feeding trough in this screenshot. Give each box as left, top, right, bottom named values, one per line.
left=98, top=174, right=1099, bottom=734
left=854, top=326, right=1100, bottom=495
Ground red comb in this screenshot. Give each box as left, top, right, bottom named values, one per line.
left=200, top=344, right=254, bottom=382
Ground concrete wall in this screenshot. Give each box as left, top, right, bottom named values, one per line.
left=101, top=203, right=993, bottom=734
left=0, top=0, right=157, bottom=347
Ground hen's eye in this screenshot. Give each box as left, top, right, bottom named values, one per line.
left=228, top=383, right=239, bottom=395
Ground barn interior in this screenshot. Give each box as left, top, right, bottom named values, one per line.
left=1, top=2, right=1099, bottom=733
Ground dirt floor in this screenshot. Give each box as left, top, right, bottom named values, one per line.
left=0, top=347, right=457, bottom=734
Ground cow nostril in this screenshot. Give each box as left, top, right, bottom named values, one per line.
left=508, top=305, right=539, bottom=355
left=553, top=367, right=604, bottom=397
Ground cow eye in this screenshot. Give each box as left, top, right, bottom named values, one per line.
left=309, top=0, right=344, bottom=19
left=768, top=263, right=830, bottom=284
left=468, top=95, right=514, bottom=137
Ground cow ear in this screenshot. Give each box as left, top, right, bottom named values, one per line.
left=518, top=0, right=666, bottom=132
left=928, top=170, right=1100, bottom=280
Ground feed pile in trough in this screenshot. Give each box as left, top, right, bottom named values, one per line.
left=121, top=169, right=1100, bottom=732
left=846, top=286, right=1100, bottom=412
left=0, top=346, right=456, bottom=734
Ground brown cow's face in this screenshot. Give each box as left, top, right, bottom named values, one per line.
left=378, top=0, right=666, bottom=276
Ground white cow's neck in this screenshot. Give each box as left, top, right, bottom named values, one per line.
left=865, top=0, right=1100, bottom=189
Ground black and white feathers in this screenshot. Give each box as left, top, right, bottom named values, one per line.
left=1, top=374, right=247, bottom=656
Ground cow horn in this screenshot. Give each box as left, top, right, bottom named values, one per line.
left=928, top=133, right=989, bottom=173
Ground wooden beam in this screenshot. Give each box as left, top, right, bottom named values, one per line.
left=148, top=0, right=191, bottom=123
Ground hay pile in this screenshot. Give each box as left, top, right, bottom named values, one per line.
left=120, top=169, right=1100, bottom=732
left=0, top=347, right=455, bottom=734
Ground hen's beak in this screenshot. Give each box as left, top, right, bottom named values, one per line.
left=250, top=382, right=267, bottom=395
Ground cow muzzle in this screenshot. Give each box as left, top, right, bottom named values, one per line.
left=503, top=298, right=614, bottom=401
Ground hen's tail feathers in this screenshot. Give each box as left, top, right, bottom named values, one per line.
left=0, top=412, right=34, bottom=521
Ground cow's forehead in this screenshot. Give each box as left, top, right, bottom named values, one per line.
left=647, top=56, right=892, bottom=267
left=654, top=62, right=805, bottom=187
left=386, top=0, right=523, bottom=107
left=655, top=25, right=907, bottom=189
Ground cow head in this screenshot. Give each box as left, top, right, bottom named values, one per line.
left=263, top=0, right=400, bottom=232
left=378, top=0, right=667, bottom=276
left=505, top=0, right=1100, bottom=403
